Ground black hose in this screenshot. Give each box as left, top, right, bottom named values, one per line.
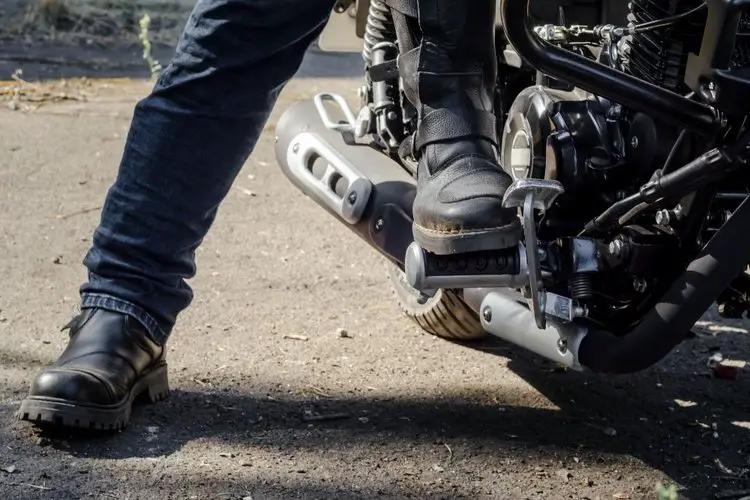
left=579, top=194, right=750, bottom=374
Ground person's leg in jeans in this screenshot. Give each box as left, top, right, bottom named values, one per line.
left=18, top=0, right=335, bottom=430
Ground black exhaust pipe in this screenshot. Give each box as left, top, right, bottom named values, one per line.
left=578, top=193, right=750, bottom=373
left=273, top=96, right=416, bottom=266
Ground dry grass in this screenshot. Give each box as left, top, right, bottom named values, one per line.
left=6, top=0, right=191, bottom=45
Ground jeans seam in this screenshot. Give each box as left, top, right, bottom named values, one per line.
left=80, top=293, right=167, bottom=345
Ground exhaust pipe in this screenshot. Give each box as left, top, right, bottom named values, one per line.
left=275, top=93, right=750, bottom=375
left=274, top=94, right=416, bottom=265
left=477, top=194, right=750, bottom=374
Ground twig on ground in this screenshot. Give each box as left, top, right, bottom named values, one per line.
left=56, top=206, right=102, bottom=220
left=301, top=412, right=351, bottom=423
left=444, top=443, right=453, bottom=461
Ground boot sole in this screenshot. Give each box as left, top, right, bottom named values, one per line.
left=413, top=219, right=523, bottom=255
left=16, top=362, right=169, bottom=431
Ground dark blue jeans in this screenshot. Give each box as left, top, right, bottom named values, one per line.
left=80, top=0, right=335, bottom=345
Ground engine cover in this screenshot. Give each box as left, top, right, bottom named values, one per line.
left=500, top=85, right=625, bottom=199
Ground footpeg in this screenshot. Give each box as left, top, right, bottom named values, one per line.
left=313, top=93, right=357, bottom=133
left=502, top=179, right=565, bottom=329
left=404, top=242, right=528, bottom=291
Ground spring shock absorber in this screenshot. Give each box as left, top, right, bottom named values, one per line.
left=360, top=0, right=403, bottom=149
left=362, top=0, right=395, bottom=65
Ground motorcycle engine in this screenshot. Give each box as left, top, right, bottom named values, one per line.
left=499, top=0, right=705, bottom=236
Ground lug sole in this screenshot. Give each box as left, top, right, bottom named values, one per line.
left=413, top=219, right=523, bottom=255
left=16, top=362, right=169, bottom=431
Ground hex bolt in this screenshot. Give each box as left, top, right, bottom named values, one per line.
left=374, top=219, right=384, bottom=232
left=655, top=209, right=671, bottom=226
left=631, top=136, right=639, bottom=150
left=557, top=338, right=568, bottom=354
left=292, top=143, right=300, bottom=154
left=347, top=192, right=357, bottom=205
left=608, top=239, right=624, bottom=257
left=633, top=278, right=648, bottom=293
left=482, top=307, right=492, bottom=323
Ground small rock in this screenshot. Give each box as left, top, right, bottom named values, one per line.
left=612, top=493, right=630, bottom=499
left=358, top=417, right=370, bottom=424
left=573, top=457, right=580, bottom=464
left=2, top=465, right=16, bottom=474
left=240, top=462, right=252, bottom=467
left=35, top=437, right=50, bottom=447
left=218, top=452, right=235, bottom=458
left=243, top=496, right=253, bottom=500
left=556, top=469, right=572, bottom=482
left=336, top=328, right=350, bottom=339
left=433, top=464, right=445, bottom=473
left=603, top=427, right=617, bottom=436
left=53, top=255, right=63, bottom=264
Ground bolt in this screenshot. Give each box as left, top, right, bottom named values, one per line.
left=655, top=209, right=671, bottom=226
left=633, top=278, right=648, bottom=293
left=573, top=305, right=589, bottom=318
left=608, top=239, right=624, bottom=257
left=347, top=192, right=357, bottom=205
left=292, top=143, right=300, bottom=154
left=557, top=338, right=568, bottom=354
left=482, top=307, right=492, bottom=323
left=374, top=218, right=384, bottom=232
left=387, top=111, right=398, bottom=121
left=630, top=136, right=639, bottom=150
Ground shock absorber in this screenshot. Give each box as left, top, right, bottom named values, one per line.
left=362, top=0, right=395, bottom=65
left=360, top=0, right=402, bottom=149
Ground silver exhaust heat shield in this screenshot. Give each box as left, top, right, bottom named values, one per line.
left=274, top=94, right=416, bottom=265
left=479, top=292, right=588, bottom=371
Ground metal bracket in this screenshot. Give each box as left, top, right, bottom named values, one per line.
left=313, top=93, right=357, bottom=133
left=502, top=179, right=565, bottom=329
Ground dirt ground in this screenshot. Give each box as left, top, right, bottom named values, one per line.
left=0, top=2, right=750, bottom=500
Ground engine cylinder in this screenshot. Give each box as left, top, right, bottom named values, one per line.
left=626, top=0, right=705, bottom=92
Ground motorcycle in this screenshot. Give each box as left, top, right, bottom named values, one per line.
left=274, top=0, right=750, bottom=374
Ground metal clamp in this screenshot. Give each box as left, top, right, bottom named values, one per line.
left=313, top=93, right=357, bottom=133
left=286, top=132, right=372, bottom=224
left=502, top=178, right=565, bottom=329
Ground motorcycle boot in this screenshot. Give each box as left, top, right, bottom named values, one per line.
left=389, top=0, right=522, bottom=255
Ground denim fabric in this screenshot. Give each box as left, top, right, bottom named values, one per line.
left=80, top=0, right=336, bottom=345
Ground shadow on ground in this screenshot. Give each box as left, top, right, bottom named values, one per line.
left=8, top=332, right=747, bottom=500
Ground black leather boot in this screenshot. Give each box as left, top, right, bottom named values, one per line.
left=17, top=309, right=168, bottom=430
left=391, top=0, right=522, bottom=255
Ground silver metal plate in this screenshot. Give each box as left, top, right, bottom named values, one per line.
left=286, top=132, right=372, bottom=224
left=502, top=178, right=565, bottom=211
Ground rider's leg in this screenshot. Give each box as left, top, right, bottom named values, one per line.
left=18, top=0, right=336, bottom=430
left=390, top=0, right=522, bottom=255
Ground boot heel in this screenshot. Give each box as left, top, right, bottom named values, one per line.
left=143, top=364, right=170, bottom=403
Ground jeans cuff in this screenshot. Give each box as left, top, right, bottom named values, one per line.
left=80, top=293, right=168, bottom=345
